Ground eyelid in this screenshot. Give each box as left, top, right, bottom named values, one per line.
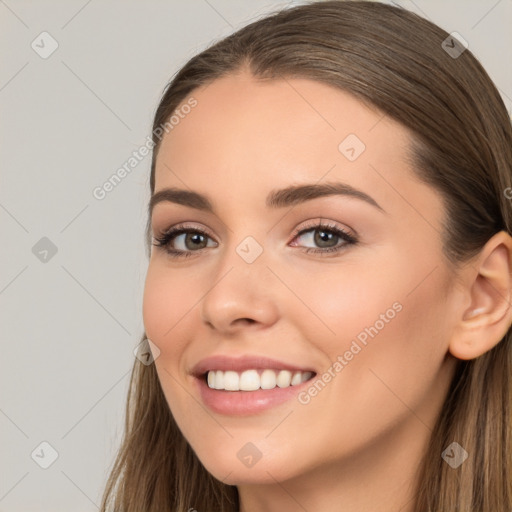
left=152, top=217, right=359, bottom=259
left=156, top=218, right=356, bottom=240
left=290, top=218, right=357, bottom=240
left=157, top=221, right=216, bottom=240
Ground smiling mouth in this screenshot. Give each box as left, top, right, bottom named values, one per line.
left=202, top=368, right=316, bottom=391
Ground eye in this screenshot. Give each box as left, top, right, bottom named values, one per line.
left=152, top=223, right=217, bottom=259
left=290, top=220, right=357, bottom=256
left=152, top=219, right=358, bottom=259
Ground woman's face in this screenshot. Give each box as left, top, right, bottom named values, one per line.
left=143, top=71, right=460, bottom=486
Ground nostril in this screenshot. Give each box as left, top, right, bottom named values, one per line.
left=237, top=318, right=255, bottom=326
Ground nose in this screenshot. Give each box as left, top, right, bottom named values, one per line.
left=199, top=245, right=280, bottom=335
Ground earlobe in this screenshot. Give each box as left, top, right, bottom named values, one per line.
left=449, top=230, right=512, bottom=361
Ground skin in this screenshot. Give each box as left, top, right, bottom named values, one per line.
left=142, top=69, right=512, bottom=511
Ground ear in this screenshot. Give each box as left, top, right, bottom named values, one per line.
left=449, top=230, right=512, bottom=360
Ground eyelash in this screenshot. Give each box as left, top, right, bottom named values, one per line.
left=152, top=220, right=358, bottom=259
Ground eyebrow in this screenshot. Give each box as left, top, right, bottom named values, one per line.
left=149, top=181, right=385, bottom=217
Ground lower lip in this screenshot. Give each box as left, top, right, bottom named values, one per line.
left=194, top=374, right=315, bottom=416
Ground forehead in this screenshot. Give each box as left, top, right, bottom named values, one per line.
left=156, top=73, right=407, bottom=175
left=160, top=73, right=400, bottom=153
left=152, top=72, right=442, bottom=228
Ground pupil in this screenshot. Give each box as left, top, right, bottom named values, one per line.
left=315, top=230, right=336, bottom=247
left=188, top=233, right=205, bottom=248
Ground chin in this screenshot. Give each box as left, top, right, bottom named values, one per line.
left=198, top=451, right=299, bottom=486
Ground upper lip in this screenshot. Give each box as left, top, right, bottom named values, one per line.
left=191, top=354, right=317, bottom=377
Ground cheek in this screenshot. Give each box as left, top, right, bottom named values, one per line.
left=289, top=262, right=402, bottom=356
left=142, top=264, right=193, bottom=350
left=287, top=263, right=452, bottom=462
left=142, top=264, right=195, bottom=414
left=293, top=257, right=451, bottom=401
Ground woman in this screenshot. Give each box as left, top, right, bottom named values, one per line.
left=100, top=1, right=512, bottom=510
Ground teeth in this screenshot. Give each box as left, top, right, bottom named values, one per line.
left=206, top=369, right=314, bottom=391
left=214, top=370, right=224, bottom=390
left=276, top=370, right=292, bottom=388
left=261, top=369, right=276, bottom=389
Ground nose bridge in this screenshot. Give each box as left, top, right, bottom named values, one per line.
left=208, top=231, right=270, bottom=301
left=199, top=232, right=279, bottom=331
left=214, top=215, right=271, bottom=278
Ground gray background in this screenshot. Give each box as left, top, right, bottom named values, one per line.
left=1, top=0, right=510, bottom=510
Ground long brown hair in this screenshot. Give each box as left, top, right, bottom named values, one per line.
left=99, top=1, right=512, bottom=510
